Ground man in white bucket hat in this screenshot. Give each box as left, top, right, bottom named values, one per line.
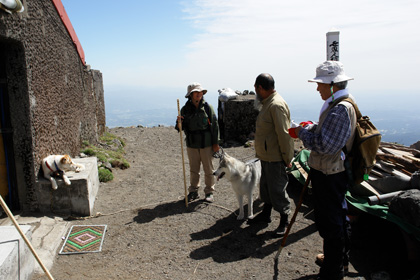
left=308, top=60, right=354, bottom=84
left=292, top=61, right=357, bottom=280
left=176, top=82, right=220, bottom=203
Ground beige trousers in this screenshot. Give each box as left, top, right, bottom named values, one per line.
left=187, top=146, right=215, bottom=194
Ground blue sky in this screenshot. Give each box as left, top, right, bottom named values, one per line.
left=61, top=0, right=420, bottom=91
left=61, top=0, right=420, bottom=143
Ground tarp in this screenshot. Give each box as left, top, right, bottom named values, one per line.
left=287, top=149, right=310, bottom=185
left=346, top=192, right=420, bottom=241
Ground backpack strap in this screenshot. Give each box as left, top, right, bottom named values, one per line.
left=339, top=97, right=362, bottom=119
left=330, top=97, right=362, bottom=119
left=203, top=102, right=212, bottom=125
left=329, top=97, right=359, bottom=155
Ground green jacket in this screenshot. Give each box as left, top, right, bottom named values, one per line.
left=255, top=92, right=294, bottom=164
left=177, top=99, right=220, bottom=149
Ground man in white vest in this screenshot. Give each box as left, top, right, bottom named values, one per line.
left=293, top=61, right=356, bottom=280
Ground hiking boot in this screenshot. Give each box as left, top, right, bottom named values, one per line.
left=315, top=254, right=349, bottom=275
left=315, top=253, right=324, bottom=266
left=272, top=214, right=289, bottom=237
left=247, top=204, right=272, bottom=225
left=187, top=191, right=199, bottom=202
left=205, top=193, right=214, bottom=203
left=308, top=273, right=343, bottom=280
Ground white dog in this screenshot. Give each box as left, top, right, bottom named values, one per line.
left=41, top=155, right=84, bottom=190
left=213, top=152, right=261, bottom=220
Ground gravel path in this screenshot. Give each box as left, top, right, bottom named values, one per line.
left=33, top=126, right=417, bottom=280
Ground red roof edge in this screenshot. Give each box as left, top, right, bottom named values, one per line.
left=51, top=0, right=86, bottom=65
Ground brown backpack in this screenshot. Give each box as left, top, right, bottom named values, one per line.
left=339, top=98, right=382, bottom=185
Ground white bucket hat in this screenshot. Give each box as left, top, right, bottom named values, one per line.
left=308, top=61, right=353, bottom=84
left=185, top=82, right=207, bottom=98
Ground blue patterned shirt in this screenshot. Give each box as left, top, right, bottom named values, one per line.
left=299, top=104, right=351, bottom=155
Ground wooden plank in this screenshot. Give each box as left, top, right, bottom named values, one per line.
left=294, top=162, right=308, bottom=181
left=370, top=169, right=386, bottom=178
left=352, top=181, right=382, bottom=197
left=391, top=169, right=412, bottom=180
left=381, top=142, right=420, bottom=155
left=381, top=147, right=413, bottom=158
left=374, top=161, right=412, bottom=179
left=376, top=159, right=397, bottom=168
left=403, top=154, right=420, bottom=163
left=376, top=154, right=419, bottom=173
left=375, top=161, right=394, bottom=175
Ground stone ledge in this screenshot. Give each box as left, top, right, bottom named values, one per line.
left=35, top=157, right=99, bottom=216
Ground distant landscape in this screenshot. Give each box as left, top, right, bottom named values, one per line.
left=105, top=88, right=420, bottom=147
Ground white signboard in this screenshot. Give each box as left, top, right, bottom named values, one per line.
left=326, top=29, right=340, bottom=61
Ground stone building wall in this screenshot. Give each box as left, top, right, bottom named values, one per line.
left=218, top=95, right=259, bottom=145
left=0, top=0, right=105, bottom=210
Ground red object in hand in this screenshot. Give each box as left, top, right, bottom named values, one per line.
left=288, top=127, right=298, bottom=138
left=299, top=121, right=313, bottom=128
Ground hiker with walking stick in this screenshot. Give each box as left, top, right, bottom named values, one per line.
left=175, top=82, right=220, bottom=203
left=290, top=61, right=356, bottom=280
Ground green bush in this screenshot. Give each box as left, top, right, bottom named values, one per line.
left=96, top=153, right=108, bottom=163
left=81, top=131, right=129, bottom=182
left=98, top=168, right=114, bottom=182
left=82, top=140, right=90, bottom=147
left=110, top=159, right=130, bottom=169
left=121, top=159, right=130, bottom=169
left=100, top=132, right=126, bottom=147
left=82, top=148, right=96, bottom=156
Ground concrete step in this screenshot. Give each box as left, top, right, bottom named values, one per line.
left=0, top=225, right=34, bottom=280
left=0, top=211, right=71, bottom=277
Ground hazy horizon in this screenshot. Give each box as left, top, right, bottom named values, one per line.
left=104, top=87, right=420, bottom=146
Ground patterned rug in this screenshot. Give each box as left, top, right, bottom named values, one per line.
left=59, top=225, right=107, bottom=255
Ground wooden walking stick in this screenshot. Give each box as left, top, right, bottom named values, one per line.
left=0, top=195, right=54, bottom=280
left=275, top=172, right=311, bottom=259
left=177, top=99, right=188, bottom=207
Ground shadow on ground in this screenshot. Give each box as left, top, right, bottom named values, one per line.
left=349, top=213, right=420, bottom=280
left=188, top=193, right=317, bottom=263
left=189, top=216, right=317, bottom=263
left=132, top=199, right=188, bottom=224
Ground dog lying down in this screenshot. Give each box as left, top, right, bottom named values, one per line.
left=213, top=151, right=261, bottom=220
left=42, top=155, right=85, bottom=190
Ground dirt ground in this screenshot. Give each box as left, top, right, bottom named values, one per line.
left=34, top=126, right=419, bottom=280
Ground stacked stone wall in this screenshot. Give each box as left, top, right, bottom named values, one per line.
left=218, top=95, right=259, bottom=145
